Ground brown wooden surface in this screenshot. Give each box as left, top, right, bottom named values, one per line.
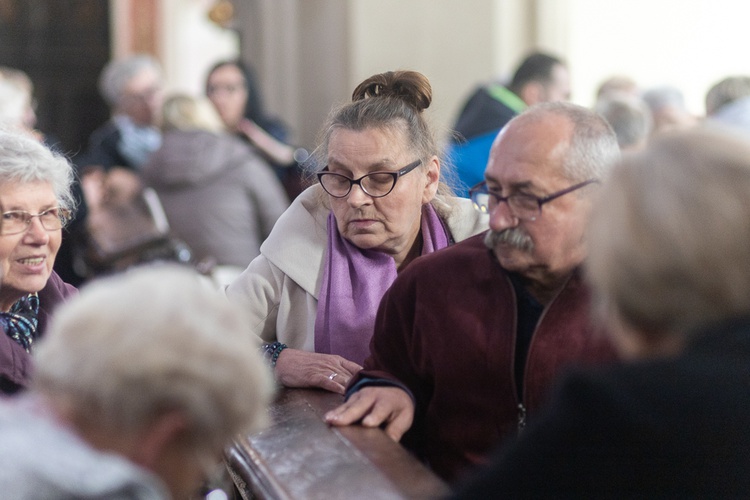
left=226, top=388, right=449, bottom=500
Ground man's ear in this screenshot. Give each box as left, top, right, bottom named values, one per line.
left=421, top=156, right=441, bottom=204
left=519, top=82, right=543, bottom=106
left=131, top=411, right=190, bottom=470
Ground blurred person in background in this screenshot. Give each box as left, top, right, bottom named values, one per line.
left=594, top=74, right=639, bottom=101
left=0, top=129, right=78, bottom=394
left=142, top=94, right=289, bottom=285
left=452, top=126, right=750, bottom=497
left=78, top=54, right=164, bottom=173
left=447, top=52, right=570, bottom=196
left=65, top=55, right=165, bottom=286
left=0, top=67, right=38, bottom=139
left=594, top=92, right=653, bottom=151
left=206, top=59, right=306, bottom=199
left=226, top=70, right=487, bottom=394
left=0, top=265, right=274, bottom=499
left=705, top=75, right=750, bottom=134
left=641, top=85, right=697, bottom=134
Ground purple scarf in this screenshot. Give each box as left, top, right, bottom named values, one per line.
left=314, top=204, right=450, bottom=365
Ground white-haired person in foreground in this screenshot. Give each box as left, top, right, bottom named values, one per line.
left=0, top=265, right=274, bottom=499
left=452, top=126, right=750, bottom=497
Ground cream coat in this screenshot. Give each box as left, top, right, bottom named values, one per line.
left=226, top=184, right=488, bottom=351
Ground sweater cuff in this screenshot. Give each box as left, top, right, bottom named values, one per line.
left=345, top=376, right=416, bottom=405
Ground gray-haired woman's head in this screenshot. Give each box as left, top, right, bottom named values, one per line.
left=587, top=125, right=750, bottom=354
left=0, top=129, right=75, bottom=212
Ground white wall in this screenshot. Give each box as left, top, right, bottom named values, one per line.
left=160, top=0, right=240, bottom=97
left=118, top=0, right=750, bottom=148
left=110, top=0, right=240, bottom=98
left=563, top=0, right=750, bottom=114
left=348, top=0, right=499, bottom=144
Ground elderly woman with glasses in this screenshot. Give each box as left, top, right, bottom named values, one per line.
left=0, top=130, right=77, bottom=394
left=226, top=70, right=488, bottom=393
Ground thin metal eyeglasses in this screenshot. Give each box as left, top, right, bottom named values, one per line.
left=1, top=207, right=71, bottom=236
left=469, top=179, right=598, bottom=221
left=317, top=159, right=422, bottom=198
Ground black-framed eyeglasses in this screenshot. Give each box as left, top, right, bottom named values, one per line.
left=469, top=179, right=598, bottom=221
left=1, top=207, right=70, bottom=236
left=317, top=159, right=422, bottom=198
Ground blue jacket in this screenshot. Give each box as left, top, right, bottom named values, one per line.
left=447, top=84, right=526, bottom=197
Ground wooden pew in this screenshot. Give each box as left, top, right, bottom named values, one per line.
left=226, top=387, right=449, bottom=499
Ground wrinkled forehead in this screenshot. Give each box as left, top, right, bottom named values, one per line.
left=328, top=123, right=410, bottom=155
left=486, top=114, right=572, bottom=184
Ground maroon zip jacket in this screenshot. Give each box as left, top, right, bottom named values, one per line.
left=352, top=233, right=617, bottom=483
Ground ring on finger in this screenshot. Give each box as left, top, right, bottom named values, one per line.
left=328, top=372, right=337, bottom=381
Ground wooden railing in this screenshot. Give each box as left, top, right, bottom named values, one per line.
left=225, top=388, right=449, bottom=500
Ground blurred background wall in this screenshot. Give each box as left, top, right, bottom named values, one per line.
left=1, top=0, right=749, bottom=155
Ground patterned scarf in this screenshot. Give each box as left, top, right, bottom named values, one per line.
left=314, top=204, right=450, bottom=365
left=0, top=293, right=40, bottom=353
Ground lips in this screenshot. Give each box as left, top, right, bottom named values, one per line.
left=349, top=219, right=378, bottom=228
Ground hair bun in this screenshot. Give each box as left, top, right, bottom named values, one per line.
left=351, top=70, right=432, bottom=112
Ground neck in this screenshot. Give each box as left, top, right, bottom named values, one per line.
left=395, top=232, right=423, bottom=271
left=520, top=270, right=574, bottom=305
left=0, top=294, right=23, bottom=312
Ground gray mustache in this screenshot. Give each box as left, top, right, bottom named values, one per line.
left=484, top=228, right=535, bottom=253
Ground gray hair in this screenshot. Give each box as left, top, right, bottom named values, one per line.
left=586, top=126, right=750, bottom=340
left=0, top=129, right=76, bottom=212
left=642, top=86, right=687, bottom=113
left=33, top=265, right=274, bottom=450
left=508, top=101, right=620, bottom=182
left=98, top=54, right=163, bottom=107
left=595, top=93, right=653, bottom=149
left=705, top=76, right=750, bottom=116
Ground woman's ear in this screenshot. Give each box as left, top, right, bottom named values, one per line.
left=421, top=156, right=440, bottom=204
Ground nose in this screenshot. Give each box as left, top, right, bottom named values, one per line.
left=22, top=217, right=50, bottom=243
left=346, top=183, right=373, bottom=208
left=488, top=199, right=519, bottom=232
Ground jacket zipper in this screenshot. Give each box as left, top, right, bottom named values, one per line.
left=506, top=273, right=526, bottom=433
left=517, top=403, right=527, bottom=432
left=515, top=274, right=573, bottom=433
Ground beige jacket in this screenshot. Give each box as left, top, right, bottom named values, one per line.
left=225, top=184, right=488, bottom=350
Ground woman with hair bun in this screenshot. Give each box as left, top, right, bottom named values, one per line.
left=227, top=70, right=487, bottom=393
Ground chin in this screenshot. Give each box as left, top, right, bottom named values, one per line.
left=494, top=248, right=534, bottom=273
left=18, top=277, right=50, bottom=296
left=344, top=233, right=385, bottom=251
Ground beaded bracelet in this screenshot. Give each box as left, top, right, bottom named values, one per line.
left=260, top=341, right=287, bottom=368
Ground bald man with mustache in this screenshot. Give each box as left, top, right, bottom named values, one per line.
left=326, top=102, right=621, bottom=483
